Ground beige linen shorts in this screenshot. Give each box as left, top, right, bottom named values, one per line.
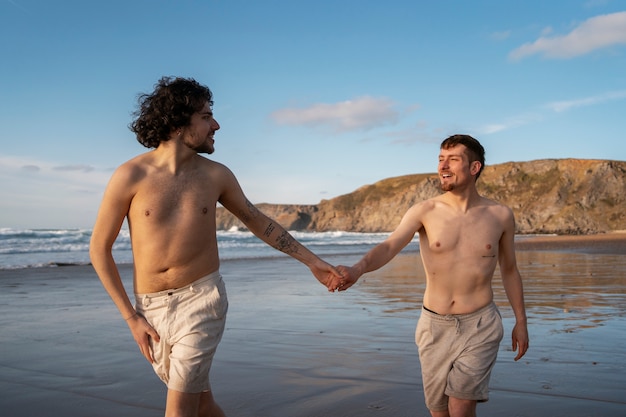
left=415, top=302, right=503, bottom=411
left=135, top=271, right=228, bottom=393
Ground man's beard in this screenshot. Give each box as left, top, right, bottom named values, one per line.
left=194, top=142, right=214, bottom=154
left=185, top=138, right=214, bottom=154
left=440, top=182, right=454, bottom=192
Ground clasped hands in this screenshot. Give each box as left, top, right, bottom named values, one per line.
left=310, top=261, right=361, bottom=293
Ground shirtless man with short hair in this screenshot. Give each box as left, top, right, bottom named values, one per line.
left=90, top=76, right=342, bottom=417
left=337, top=134, right=529, bottom=417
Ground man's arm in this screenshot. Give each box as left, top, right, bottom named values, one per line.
left=89, top=165, right=160, bottom=362
left=336, top=203, right=423, bottom=291
left=217, top=166, right=343, bottom=291
left=498, top=207, right=529, bottom=361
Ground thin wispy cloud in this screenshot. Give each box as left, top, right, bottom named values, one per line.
left=545, top=89, right=626, bottom=112
left=380, top=121, right=441, bottom=146
left=509, top=11, right=626, bottom=60
left=0, top=155, right=106, bottom=186
left=479, top=89, right=626, bottom=134
left=21, top=165, right=40, bottom=172
left=271, top=96, right=400, bottom=132
left=53, top=164, right=95, bottom=173
left=6, top=0, right=29, bottom=13
left=584, top=0, right=610, bottom=8
left=490, top=30, right=511, bottom=41
left=479, top=113, right=543, bottom=135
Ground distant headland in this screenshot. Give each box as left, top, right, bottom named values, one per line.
left=216, top=159, right=626, bottom=235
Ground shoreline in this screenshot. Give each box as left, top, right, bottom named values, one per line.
left=514, top=231, right=626, bottom=254
left=3, top=231, right=625, bottom=271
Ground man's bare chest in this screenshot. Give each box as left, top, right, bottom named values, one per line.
left=423, top=215, right=502, bottom=257
left=130, top=175, right=216, bottom=222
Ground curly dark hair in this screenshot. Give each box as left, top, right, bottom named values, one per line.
left=129, top=76, right=214, bottom=148
left=440, top=134, right=486, bottom=179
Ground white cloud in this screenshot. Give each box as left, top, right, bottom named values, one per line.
left=490, top=30, right=511, bottom=41
left=480, top=124, right=509, bottom=135
left=509, top=11, right=626, bottom=60
left=271, top=96, right=400, bottom=132
left=545, top=89, right=626, bottom=112
left=584, top=0, right=610, bottom=9
left=21, top=165, right=40, bottom=172
left=53, top=164, right=95, bottom=173
left=478, top=113, right=543, bottom=135
left=478, top=88, right=626, bottom=134
left=0, top=155, right=110, bottom=227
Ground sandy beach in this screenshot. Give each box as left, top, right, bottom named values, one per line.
left=1, top=233, right=625, bottom=417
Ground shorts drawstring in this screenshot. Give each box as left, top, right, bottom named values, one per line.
left=440, top=314, right=461, bottom=334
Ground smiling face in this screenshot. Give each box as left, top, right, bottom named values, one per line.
left=438, top=144, right=481, bottom=192
left=181, top=101, right=220, bottom=154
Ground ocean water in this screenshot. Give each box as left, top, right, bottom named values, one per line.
left=0, top=227, right=410, bottom=270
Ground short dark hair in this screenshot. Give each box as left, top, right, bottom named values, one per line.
left=441, top=134, right=486, bottom=179
left=129, top=76, right=213, bottom=148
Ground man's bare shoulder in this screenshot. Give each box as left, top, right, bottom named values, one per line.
left=110, top=153, right=154, bottom=182
left=403, top=197, right=442, bottom=221
left=480, top=195, right=513, bottom=212
left=196, top=154, right=228, bottom=169
left=477, top=196, right=515, bottom=226
left=195, top=155, right=237, bottom=180
left=415, top=195, right=448, bottom=211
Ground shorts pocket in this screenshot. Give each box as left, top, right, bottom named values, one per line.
left=201, top=278, right=228, bottom=320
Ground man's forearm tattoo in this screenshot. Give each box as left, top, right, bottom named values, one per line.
left=264, top=222, right=275, bottom=237
left=274, top=231, right=300, bottom=255
left=238, top=199, right=260, bottom=223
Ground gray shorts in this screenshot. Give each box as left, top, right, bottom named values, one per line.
left=135, top=271, right=228, bottom=393
left=415, top=302, right=503, bottom=411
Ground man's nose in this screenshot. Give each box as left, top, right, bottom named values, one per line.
left=212, top=119, right=220, bottom=131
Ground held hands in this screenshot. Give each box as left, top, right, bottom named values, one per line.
left=334, top=265, right=360, bottom=291
left=309, top=260, right=362, bottom=292
left=309, top=259, right=344, bottom=292
left=309, top=259, right=362, bottom=292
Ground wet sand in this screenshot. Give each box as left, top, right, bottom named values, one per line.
left=515, top=232, right=626, bottom=255
left=1, top=233, right=625, bottom=416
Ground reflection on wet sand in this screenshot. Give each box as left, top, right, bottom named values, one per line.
left=508, top=250, right=626, bottom=333
left=353, top=252, right=425, bottom=315
left=354, top=249, right=626, bottom=333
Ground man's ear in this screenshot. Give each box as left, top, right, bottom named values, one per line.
left=470, top=161, right=482, bottom=176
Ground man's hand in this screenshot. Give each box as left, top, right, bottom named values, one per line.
left=512, top=321, right=529, bottom=361
left=126, top=314, right=160, bottom=363
left=335, top=265, right=361, bottom=291
left=309, top=259, right=345, bottom=292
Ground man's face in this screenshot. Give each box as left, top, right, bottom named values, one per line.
left=438, top=144, right=473, bottom=191
left=182, top=101, right=220, bottom=154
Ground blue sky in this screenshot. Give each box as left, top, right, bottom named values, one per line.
left=1, top=0, right=625, bottom=229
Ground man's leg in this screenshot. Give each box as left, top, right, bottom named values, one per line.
left=199, top=390, right=226, bottom=417
left=165, top=389, right=225, bottom=417
left=448, top=397, right=476, bottom=417
left=428, top=397, right=477, bottom=417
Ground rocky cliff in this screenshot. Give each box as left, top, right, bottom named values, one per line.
left=216, top=159, right=626, bottom=234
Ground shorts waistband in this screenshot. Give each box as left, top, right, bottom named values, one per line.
left=135, top=270, right=222, bottom=299
left=421, top=301, right=497, bottom=322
